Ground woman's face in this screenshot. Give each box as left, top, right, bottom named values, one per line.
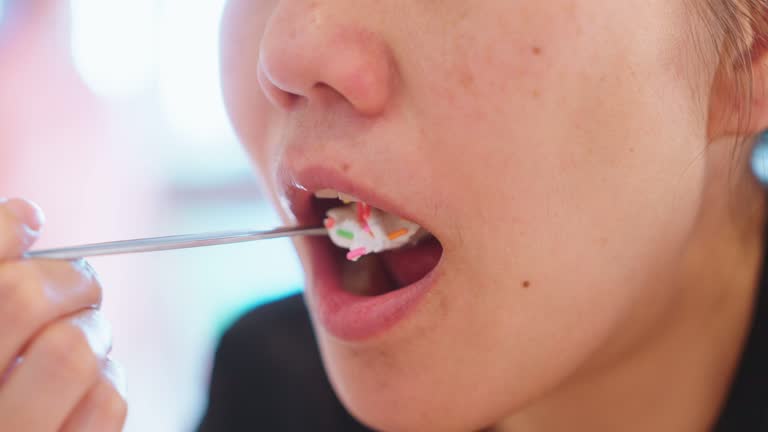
left=221, top=1, right=716, bottom=430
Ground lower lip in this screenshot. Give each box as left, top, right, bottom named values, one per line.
left=303, top=236, right=441, bottom=341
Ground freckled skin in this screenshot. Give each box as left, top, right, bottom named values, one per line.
left=220, top=1, right=767, bottom=431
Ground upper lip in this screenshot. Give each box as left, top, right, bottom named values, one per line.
left=277, top=164, right=434, bottom=235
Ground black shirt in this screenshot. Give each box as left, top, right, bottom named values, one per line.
left=713, top=250, right=768, bottom=431
left=197, top=294, right=370, bottom=431
left=199, top=262, right=768, bottom=431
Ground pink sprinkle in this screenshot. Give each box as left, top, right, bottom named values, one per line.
left=346, top=247, right=367, bottom=261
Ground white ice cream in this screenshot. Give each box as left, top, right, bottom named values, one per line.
left=324, top=202, right=427, bottom=262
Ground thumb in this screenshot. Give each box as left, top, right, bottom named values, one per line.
left=0, top=198, right=46, bottom=259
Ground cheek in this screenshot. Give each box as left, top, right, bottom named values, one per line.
left=407, top=0, right=703, bottom=290
left=440, top=0, right=703, bottom=330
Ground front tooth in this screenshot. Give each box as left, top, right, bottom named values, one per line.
left=338, top=192, right=361, bottom=203
left=314, top=189, right=339, bottom=199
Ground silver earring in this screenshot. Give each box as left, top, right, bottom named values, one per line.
left=751, top=130, right=768, bottom=186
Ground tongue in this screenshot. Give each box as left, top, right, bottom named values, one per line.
left=379, top=236, right=442, bottom=287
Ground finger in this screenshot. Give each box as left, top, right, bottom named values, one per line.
left=60, top=359, right=128, bottom=432
left=0, top=259, right=102, bottom=374
left=0, top=198, right=45, bottom=259
left=0, top=309, right=111, bottom=431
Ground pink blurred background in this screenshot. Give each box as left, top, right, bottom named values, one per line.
left=0, top=1, right=304, bottom=430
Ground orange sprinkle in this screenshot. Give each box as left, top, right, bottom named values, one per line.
left=388, top=228, right=409, bottom=241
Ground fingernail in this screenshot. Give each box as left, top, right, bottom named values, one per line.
left=5, top=198, right=45, bottom=233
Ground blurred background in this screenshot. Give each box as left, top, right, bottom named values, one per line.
left=0, top=0, right=304, bottom=430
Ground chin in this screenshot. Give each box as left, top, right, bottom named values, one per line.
left=312, top=313, right=532, bottom=432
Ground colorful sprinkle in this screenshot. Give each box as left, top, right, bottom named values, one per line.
left=356, top=202, right=372, bottom=223
left=357, top=203, right=374, bottom=237
left=388, top=228, right=409, bottom=241
left=347, top=247, right=367, bottom=261
left=336, top=229, right=354, bottom=240
left=324, top=218, right=336, bottom=229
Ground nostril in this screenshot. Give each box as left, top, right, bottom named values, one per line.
left=257, top=58, right=301, bottom=110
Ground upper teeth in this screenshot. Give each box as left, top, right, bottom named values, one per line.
left=314, top=189, right=361, bottom=203
left=314, top=189, right=340, bottom=199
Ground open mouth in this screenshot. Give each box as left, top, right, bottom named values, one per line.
left=279, top=166, right=445, bottom=340
left=310, top=189, right=443, bottom=297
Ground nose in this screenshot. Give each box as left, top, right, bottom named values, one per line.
left=257, top=2, right=396, bottom=116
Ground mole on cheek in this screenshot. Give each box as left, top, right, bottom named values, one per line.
left=341, top=162, right=351, bottom=173
left=522, top=280, right=531, bottom=288
left=531, top=46, right=542, bottom=55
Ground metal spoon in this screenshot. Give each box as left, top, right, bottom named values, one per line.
left=24, top=226, right=327, bottom=260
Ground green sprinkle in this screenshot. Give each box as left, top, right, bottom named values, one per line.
left=337, top=229, right=354, bottom=240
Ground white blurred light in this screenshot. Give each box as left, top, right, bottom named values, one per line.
left=69, top=0, right=250, bottom=179
left=154, top=0, right=250, bottom=181
left=70, top=0, right=158, bottom=97
left=0, top=1, right=5, bottom=23
left=157, top=0, right=233, bottom=141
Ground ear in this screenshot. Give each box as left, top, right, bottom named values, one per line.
left=709, top=31, right=768, bottom=139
